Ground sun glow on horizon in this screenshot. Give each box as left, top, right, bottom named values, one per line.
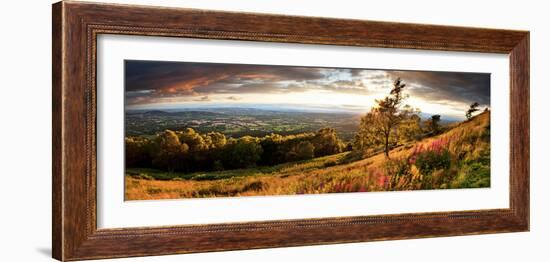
left=126, top=88, right=478, bottom=120
left=126, top=90, right=383, bottom=113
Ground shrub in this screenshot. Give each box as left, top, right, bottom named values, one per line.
left=408, top=138, right=452, bottom=175
left=414, top=149, right=451, bottom=175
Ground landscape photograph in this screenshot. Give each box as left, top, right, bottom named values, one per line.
left=124, top=60, right=491, bottom=200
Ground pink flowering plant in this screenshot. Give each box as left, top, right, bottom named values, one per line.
left=409, top=138, right=452, bottom=173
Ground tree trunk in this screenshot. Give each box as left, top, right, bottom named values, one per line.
left=384, top=132, right=390, bottom=158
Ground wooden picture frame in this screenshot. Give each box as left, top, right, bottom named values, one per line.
left=52, top=1, right=529, bottom=261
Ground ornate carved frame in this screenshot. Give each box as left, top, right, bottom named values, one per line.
left=52, top=1, right=529, bottom=261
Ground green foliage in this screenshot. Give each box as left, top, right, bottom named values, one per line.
left=126, top=127, right=346, bottom=174
left=312, top=127, right=344, bottom=157
left=452, top=148, right=490, bottom=188
left=288, top=141, right=315, bottom=161
left=454, top=162, right=490, bottom=188
left=259, top=132, right=316, bottom=165
left=414, top=149, right=451, bottom=175
left=223, top=136, right=263, bottom=169
left=412, top=148, right=452, bottom=189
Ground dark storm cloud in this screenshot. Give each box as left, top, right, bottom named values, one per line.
left=125, top=60, right=490, bottom=107
left=125, top=60, right=322, bottom=93
left=387, top=70, right=490, bottom=106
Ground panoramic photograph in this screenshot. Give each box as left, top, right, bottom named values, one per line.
left=124, top=60, right=491, bottom=200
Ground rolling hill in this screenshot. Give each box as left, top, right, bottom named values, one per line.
left=125, top=111, right=490, bottom=200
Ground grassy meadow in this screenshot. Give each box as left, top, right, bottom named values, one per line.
left=125, top=111, right=490, bottom=200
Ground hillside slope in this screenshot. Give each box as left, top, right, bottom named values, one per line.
left=126, top=111, right=490, bottom=200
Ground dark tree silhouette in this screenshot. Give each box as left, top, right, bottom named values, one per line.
left=426, top=114, right=441, bottom=134
left=466, top=102, right=480, bottom=120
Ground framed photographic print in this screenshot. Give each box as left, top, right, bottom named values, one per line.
left=52, top=1, right=529, bottom=261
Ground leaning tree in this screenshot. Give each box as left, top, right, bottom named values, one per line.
left=355, top=78, right=417, bottom=157
left=466, top=102, right=480, bottom=120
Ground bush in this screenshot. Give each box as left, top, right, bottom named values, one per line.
left=408, top=138, right=452, bottom=176
left=414, top=149, right=451, bottom=175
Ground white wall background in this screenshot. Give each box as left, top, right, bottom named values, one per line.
left=0, top=0, right=546, bottom=261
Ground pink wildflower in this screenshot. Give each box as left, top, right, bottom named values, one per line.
left=377, top=175, right=388, bottom=188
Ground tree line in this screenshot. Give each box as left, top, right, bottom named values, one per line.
left=126, top=127, right=347, bottom=173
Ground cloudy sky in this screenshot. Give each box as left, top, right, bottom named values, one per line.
left=125, top=60, right=490, bottom=118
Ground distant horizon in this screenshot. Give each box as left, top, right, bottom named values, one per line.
left=126, top=103, right=467, bottom=121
